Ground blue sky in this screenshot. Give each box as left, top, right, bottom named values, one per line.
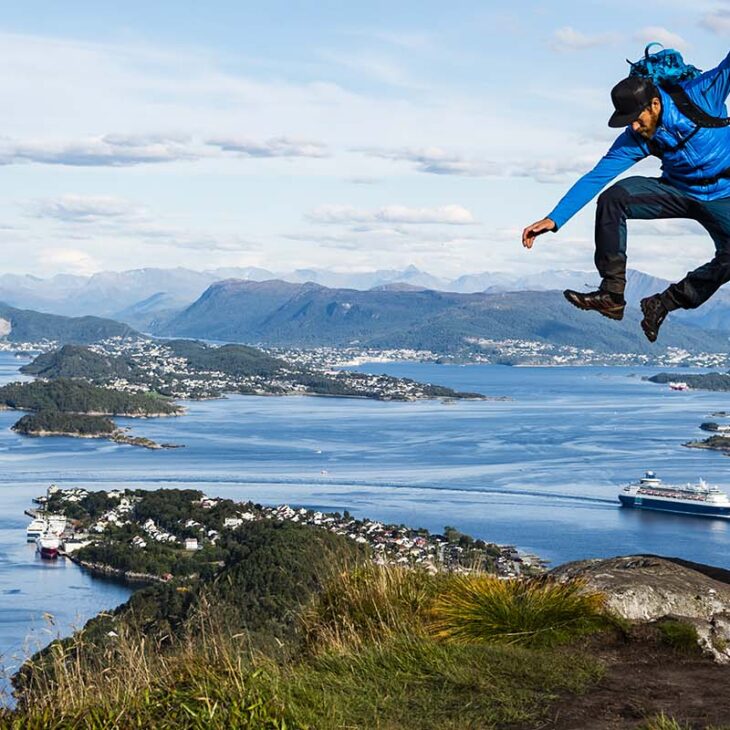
left=1, top=0, right=730, bottom=279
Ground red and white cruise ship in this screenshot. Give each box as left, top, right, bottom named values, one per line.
left=36, top=534, right=60, bottom=559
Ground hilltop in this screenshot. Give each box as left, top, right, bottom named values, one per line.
left=0, top=302, right=138, bottom=345
left=5, top=494, right=730, bottom=729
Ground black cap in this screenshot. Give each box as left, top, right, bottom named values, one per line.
left=608, top=76, right=658, bottom=128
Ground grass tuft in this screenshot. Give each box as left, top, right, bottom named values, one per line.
left=428, top=574, right=608, bottom=647
left=640, top=713, right=692, bottom=730
left=656, top=619, right=701, bottom=654
left=300, top=564, right=444, bottom=653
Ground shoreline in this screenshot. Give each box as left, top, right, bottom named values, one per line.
left=64, top=554, right=168, bottom=585
left=11, top=428, right=182, bottom=449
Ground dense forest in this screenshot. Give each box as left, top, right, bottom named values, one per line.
left=649, top=371, right=730, bottom=391
left=12, top=411, right=116, bottom=436
left=21, top=344, right=137, bottom=381
left=0, top=379, right=180, bottom=415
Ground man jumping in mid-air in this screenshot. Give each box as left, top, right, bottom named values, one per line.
left=521, top=50, right=730, bottom=342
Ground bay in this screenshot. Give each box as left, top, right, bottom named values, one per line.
left=2, top=351, right=730, bottom=696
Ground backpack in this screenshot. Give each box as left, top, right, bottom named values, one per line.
left=627, top=43, right=730, bottom=130
left=628, top=43, right=702, bottom=86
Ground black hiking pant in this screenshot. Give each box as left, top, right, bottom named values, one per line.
left=595, top=175, right=730, bottom=310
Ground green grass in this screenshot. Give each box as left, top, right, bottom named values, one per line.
left=301, top=564, right=444, bottom=652
left=1, top=566, right=614, bottom=729
left=282, top=636, right=602, bottom=730
left=637, top=714, right=730, bottom=730
left=2, top=640, right=603, bottom=730
left=429, top=574, right=608, bottom=647
left=656, top=619, right=701, bottom=654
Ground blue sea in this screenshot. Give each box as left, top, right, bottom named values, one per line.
left=2, top=351, right=730, bottom=697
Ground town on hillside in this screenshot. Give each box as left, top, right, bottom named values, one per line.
left=3, top=334, right=729, bottom=370
left=26, top=485, right=546, bottom=580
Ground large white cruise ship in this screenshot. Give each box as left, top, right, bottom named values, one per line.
left=619, top=471, right=730, bottom=519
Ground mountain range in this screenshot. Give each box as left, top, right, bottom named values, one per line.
left=2, top=265, right=729, bottom=333
left=148, top=279, right=725, bottom=355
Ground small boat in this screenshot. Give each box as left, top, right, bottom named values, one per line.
left=26, top=518, right=48, bottom=541
left=36, top=534, right=61, bottom=559
left=669, top=381, right=690, bottom=391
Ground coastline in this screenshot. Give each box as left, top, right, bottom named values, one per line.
left=11, top=428, right=181, bottom=449
left=65, top=555, right=167, bottom=585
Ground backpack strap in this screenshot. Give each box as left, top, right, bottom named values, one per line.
left=643, top=84, right=729, bottom=158
left=662, top=83, right=730, bottom=128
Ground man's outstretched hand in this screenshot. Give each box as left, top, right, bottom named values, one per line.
left=522, top=217, right=556, bottom=249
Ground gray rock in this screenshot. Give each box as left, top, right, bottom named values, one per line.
left=552, top=555, right=730, bottom=663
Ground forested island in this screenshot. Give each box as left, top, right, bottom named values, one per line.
left=685, top=434, right=730, bottom=454
left=20, top=339, right=483, bottom=401
left=11, top=411, right=171, bottom=449
left=13, top=411, right=116, bottom=436
left=648, top=371, right=730, bottom=391
left=0, top=379, right=182, bottom=448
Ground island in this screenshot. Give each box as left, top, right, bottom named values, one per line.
left=0, top=379, right=183, bottom=448
left=648, top=371, right=730, bottom=391
left=12, top=412, right=176, bottom=449
left=20, top=340, right=484, bottom=401
left=3, top=339, right=485, bottom=447
left=682, top=421, right=730, bottom=455
left=685, top=434, right=730, bottom=454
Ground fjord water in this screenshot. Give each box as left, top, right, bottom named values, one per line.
left=2, top=351, right=730, bottom=688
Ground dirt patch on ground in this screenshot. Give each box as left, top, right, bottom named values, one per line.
left=534, top=634, right=730, bottom=729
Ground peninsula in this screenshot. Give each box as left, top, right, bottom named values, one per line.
left=34, top=485, right=538, bottom=582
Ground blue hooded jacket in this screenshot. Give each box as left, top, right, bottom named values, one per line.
left=547, top=51, right=730, bottom=230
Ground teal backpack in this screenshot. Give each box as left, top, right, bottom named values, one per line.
left=627, top=42, right=730, bottom=130
left=628, top=43, right=702, bottom=86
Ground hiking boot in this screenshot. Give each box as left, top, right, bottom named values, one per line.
left=640, top=294, right=668, bottom=343
left=563, top=289, right=625, bottom=320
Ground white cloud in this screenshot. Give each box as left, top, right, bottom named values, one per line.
left=511, top=156, right=596, bottom=183
left=129, top=224, right=256, bottom=252
left=28, top=194, right=255, bottom=253
left=699, top=9, right=730, bottom=35
left=550, top=26, right=620, bottom=52
left=631, top=219, right=706, bottom=236
left=0, top=134, right=201, bottom=167
left=284, top=226, right=478, bottom=253
left=0, top=133, right=330, bottom=167
left=206, top=136, right=328, bottom=158
left=355, top=146, right=500, bottom=176
left=31, top=194, right=144, bottom=222
left=634, top=26, right=689, bottom=52
left=356, top=145, right=596, bottom=183
left=37, top=247, right=99, bottom=275
left=307, top=204, right=476, bottom=225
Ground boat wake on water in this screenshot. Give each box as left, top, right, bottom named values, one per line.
left=16, top=475, right=617, bottom=506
